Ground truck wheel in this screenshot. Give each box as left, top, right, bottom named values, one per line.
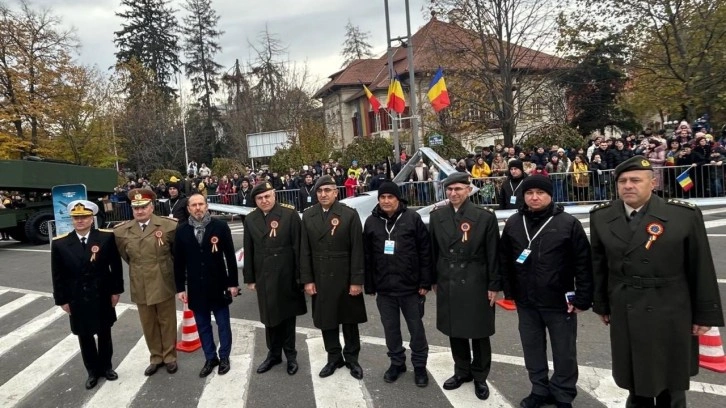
left=8, top=226, right=29, bottom=243
left=24, top=211, right=55, bottom=245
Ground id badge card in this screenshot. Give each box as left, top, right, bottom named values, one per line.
left=242, top=199, right=247, bottom=205
left=307, top=196, right=312, bottom=203
left=510, top=196, right=517, bottom=205
left=384, top=240, right=395, bottom=255
left=516, top=248, right=531, bottom=264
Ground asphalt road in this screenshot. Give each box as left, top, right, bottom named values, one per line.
left=0, top=210, right=724, bottom=408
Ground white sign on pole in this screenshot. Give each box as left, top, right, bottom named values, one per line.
left=247, top=130, right=291, bottom=159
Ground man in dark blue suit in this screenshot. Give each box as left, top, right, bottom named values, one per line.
left=174, top=193, right=239, bottom=378
left=51, top=200, right=124, bottom=390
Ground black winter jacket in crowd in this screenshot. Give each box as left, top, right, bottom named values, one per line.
left=606, top=147, right=634, bottom=170
left=363, top=203, right=433, bottom=296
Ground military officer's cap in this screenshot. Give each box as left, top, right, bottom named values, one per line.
left=251, top=181, right=275, bottom=198
left=442, top=172, right=471, bottom=189
left=313, top=175, right=337, bottom=191
left=128, top=188, right=157, bottom=207
left=67, top=200, right=98, bottom=216
left=614, top=155, right=653, bottom=179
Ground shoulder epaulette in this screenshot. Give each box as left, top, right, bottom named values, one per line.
left=98, top=228, right=114, bottom=233
left=667, top=198, right=697, bottom=210
left=113, top=220, right=129, bottom=228
left=52, top=232, right=69, bottom=240
left=303, top=205, right=314, bottom=211
left=280, top=203, right=296, bottom=210
left=590, top=201, right=612, bottom=213
left=430, top=204, right=442, bottom=212
left=480, top=206, right=495, bottom=214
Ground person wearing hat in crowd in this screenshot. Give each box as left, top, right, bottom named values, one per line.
left=114, top=188, right=180, bottom=376
left=51, top=200, right=124, bottom=390
left=499, top=159, right=528, bottom=210
left=173, top=193, right=238, bottom=378
left=243, top=181, right=307, bottom=376
left=298, top=173, right=317, bottom=211
left=300, top=175, right=367, bottom=380
left=363, top=181, right=432, bottom=387
left=429, top=172, right=501, bottom=400
left=167, top=178, right=189, bottom=224
left=590, top=156, right=724, bottom=408
left=237, top=178, right=255, bottom=208
left=500, top=175, right=593, bottom=408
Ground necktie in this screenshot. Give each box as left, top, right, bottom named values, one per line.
left=628, top=210, right=637, bottom=223
left=80, top=237, right=86, bottom=249
left=141, top=224, right=147, bottom=232
left=323, top=210, right=329, bottom=220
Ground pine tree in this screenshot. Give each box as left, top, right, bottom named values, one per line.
left=340, top=20, right=373, bottom=68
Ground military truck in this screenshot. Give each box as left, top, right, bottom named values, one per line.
left=0, top=158, right=118, bottom=244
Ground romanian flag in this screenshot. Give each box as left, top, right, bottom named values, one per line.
left=427, top=68, right=450, bottom=112
left=386, top=75, right=406, bottom=114
left=676, top=169, right=694, bottom=191
left=362, top=84, right=381, bottom=111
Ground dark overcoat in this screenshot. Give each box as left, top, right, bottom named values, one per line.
left=243, top=203, right=307, bottom=327
left=430, top=199, right=502, bottom=339
left=173, top=218, right=239, bottom=312
left=590, top=196, right=724, bottom=396
left=300, top=200, right=367, bottom=330
left=51, top=229, right=124, bottom=336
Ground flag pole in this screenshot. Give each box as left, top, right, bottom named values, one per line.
left=384, top=0, right=401, bottom=164
left=404, top=0, right=419, bottom=153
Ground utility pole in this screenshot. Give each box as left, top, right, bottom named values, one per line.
left=384, top=0, right=400, bottom=164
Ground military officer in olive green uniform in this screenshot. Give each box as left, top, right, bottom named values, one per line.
left=300, top=175, right=367, bottom=380
left=114, top=188, right=180, bottom=376
left=244, top=181, right=307, bottom=376
left=590, top=156, right=724, bottom=408
left=430, top=172, right=501, bottom=401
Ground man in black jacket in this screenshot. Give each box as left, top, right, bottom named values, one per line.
left=363, top=182, right=432, bottom=387
left=607, top=139, right=634, bottom=170
left=500, top=175, right=593, bottom=408
left=499, top=159, right=527, bottom=210
left=167, top=181, right=189, bottom=224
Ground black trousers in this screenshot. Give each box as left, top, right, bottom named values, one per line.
left=517, top=306, right=578, bottom=403
left=626, top=390, right=686, bottom=408
left=449, top=336, right=491, bottom=381
left=322, top=323, right=360, bottom=364
left=265, top=316, right=297, bottom=361
left=376, top=294, right=428, bottom=368
left=78, top=325, right=113, bottom=376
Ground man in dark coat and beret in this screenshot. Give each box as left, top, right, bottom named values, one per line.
left=430, top=172, right=501, bottom=400
left=244, top=181, right=307, bottom=376
left=51, top=200, right=124, bottom=390
left=300, top=175, right=367, bottom=380
left=590, top=155, right=724, bottom=408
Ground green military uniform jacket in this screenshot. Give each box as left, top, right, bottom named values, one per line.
left=300, top=200, right=367, bottom=330
left=243, top=203, right=307, bottom=327
left=590, top=196, right=724, bottom=396
left=114, top=214, right=178, bottom=305
left=430, top=199, right=502, bottom=339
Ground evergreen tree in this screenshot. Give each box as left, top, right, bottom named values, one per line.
left=114, top=0, right=181, bottom=98
left=340, top=20, right=373, bottom=68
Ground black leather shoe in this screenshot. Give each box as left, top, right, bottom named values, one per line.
left=256, top=356, right=282, bottom=374
left=165, top=361, right=178, bottom=374
left=144, top=363, right=162, bottom=376
left=383, top=364, right=406, bottom=383
left=520, top=393, right=550, bottom=408
left=474, top=380, right=490, bottom=400
left=218, top=357, right=230, bottom=375
left=85, top=375, right=98, bottom=390
left=318, top=359, right=345, bottom=378
left=443, top=374, right=473, bottom=390
left=103, top=369, right=118, bottom=381
left=286, top=360, right=299, bottom=375
left=347, top=362, right=364, bottom=379
left=199, top=358, right=220, bottom=378
left=414, top=367, right=429, bottom=387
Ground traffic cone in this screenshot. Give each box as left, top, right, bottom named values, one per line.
left=698, top=327, right=726, bottom=373
left=176, top=302, right=202, bottom=352
left=496, top=299, right=516, bottom=311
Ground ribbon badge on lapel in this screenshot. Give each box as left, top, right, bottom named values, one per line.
left=154, top=230, right=165, bottom=247
left=460, top=221, right=471, bottom=243
left=269, top=220, right=278, bottom=238
left=330, top=217, right=340, bottom=236
left=211, top=236, right=219, bottom=253
left=645, top=222, right=663, bottom=250
left=90, top=245, right=100, bottom=262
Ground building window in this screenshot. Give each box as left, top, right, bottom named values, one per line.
left=352, top=113, right=359, bottom=137
left=380, top=111, right=391, bottom=130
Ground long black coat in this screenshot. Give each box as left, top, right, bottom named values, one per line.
left=430, top=199, right=502, bottom=339
left=498, top=175, right=526, bottom=210
left=590, top=196, right=724, bottom=396
left=243, top=203, right=307, bottom=327
left=174, top=218, right=239, bottom=312
left=300, top=200, right=367, bottom=330
left=51, top=229, right=124, bottom=336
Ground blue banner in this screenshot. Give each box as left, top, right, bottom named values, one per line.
left=51, top=184, right=87, bottom=236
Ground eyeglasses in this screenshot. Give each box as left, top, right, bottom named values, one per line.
left=446, top=187, right=467, bottom=193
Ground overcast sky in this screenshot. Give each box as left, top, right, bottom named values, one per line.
left=21, top=0, right=430, bottom=88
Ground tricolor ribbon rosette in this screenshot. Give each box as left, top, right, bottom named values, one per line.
left=90, top=245, right=100, bottom=262
left=269, top=220, right=278, bottom=238
left=645, top=222, right=663, bottom=250
left=460, top=221, right=471, bottom=243
left=330, top=217, right=340, bottom=236
left=211, top=236, right=219, bottom=253
left=154, top=230, right=165, bottom=247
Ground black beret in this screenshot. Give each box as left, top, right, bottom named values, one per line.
left=313, top=175, right=336, bottom=191
left=520, top=175, right=553, bottom=196
left=442, top=172, right=471, bottom=189
left=614, top=155, right=653, bottom=179
left=250, top=181, right=275, bottom=198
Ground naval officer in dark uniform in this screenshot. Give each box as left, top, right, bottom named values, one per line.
left=590, top=156, right=724, bottom=408
left=429, top=172, right=502, bottom=400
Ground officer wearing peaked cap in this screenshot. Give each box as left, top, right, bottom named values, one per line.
left=590, top=155, right=723, bottom=407
left=52, top=200, right=124, bottom=390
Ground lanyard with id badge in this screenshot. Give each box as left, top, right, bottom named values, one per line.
left=509, top=180, right=523, bottom=205
left=516, top=216, right=554, bottom=264
left=382, top=215, right=400, bottom=255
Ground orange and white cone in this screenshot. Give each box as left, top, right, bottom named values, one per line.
left=176, top=302, right=202, bottom=353
left=496, top=299, right=517, bottom=311
left=699, top=327, right=726, bottom=373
